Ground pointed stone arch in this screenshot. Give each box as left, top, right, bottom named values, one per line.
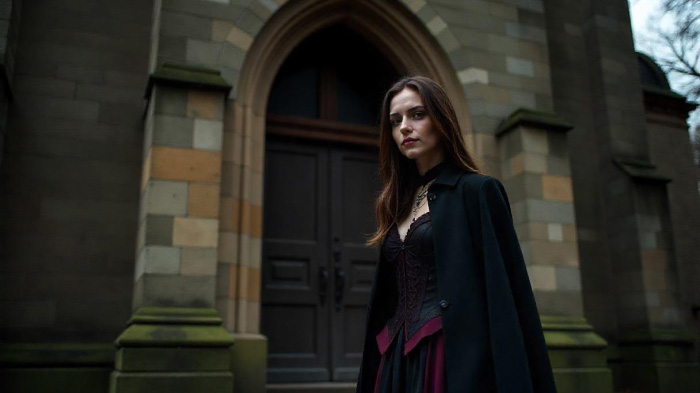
left=220, top=0, right=471, bottom=334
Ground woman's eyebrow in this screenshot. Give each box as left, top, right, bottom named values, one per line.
left=389, top=105, right=425, bottom=117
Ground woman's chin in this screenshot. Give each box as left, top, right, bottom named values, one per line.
left=403, top=150, right=422, bottom=160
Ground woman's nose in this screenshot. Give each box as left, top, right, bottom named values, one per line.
left=399, top=119, right=411, bottom=134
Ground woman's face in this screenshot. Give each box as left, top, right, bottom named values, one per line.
left=389, top=88, right=444, bottom=170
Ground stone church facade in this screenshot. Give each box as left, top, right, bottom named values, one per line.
left=1, top=0, right=698, bottom=392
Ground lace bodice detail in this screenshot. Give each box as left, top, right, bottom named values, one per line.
left=381, top=212, right=442, bottom=346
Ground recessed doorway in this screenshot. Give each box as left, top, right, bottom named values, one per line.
left=261, top=24, right=399, bottom=383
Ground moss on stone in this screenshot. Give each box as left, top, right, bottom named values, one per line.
left=0, top=343, right=115, bottom=366
left=230, top=334, right=268, bottom=393
left=146, top=63, right=232, bottom=97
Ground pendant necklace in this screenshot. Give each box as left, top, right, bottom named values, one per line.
left=411, top=179, right=436, bottom=222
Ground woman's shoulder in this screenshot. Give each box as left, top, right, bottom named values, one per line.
left=457, top=171, right=505, bottom=193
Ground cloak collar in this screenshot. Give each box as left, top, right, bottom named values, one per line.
left=432, top=162, right=466, bottom=188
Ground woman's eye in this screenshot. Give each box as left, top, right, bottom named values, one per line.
left=391, top=119, right=401, bottom=126
left=412, top=112, right=424, bottom=119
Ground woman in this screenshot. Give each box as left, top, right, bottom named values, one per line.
left=356, top=76, right=557, bottom=393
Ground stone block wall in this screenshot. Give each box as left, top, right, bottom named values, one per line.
left=0, top=0, right=153, bottom=342
left=134, top=83, right=225, bottom=310
left=499, top=123, right=582, bottom=317
left=406, top=0, right=554, bottom=174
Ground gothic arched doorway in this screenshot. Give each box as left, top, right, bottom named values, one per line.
left=261, top=24, right=398, bottom=383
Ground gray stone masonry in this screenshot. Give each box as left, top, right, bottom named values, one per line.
left=0, top=0, right=152, bottom=342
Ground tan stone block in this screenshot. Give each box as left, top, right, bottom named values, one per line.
left=188, top=182, right=220, bottom=218
left=240, top=201, right=263, bottom=237
left=221, top=161, right=241, bottom=198
left=219, top=196, right=238, bottom=231
left=218, top=231, right=239, bottom=264
left=222, top=131, right=239, bottom=163
left=181, top=247, right=218, bottom=276
left=225, top=25, right=253, bottom=51
left=523, top=153, right=547, bottom=174
left=528, top=240, right=579, bottom=267
left=172, top=217, right=218, bottom=247
left=515, top=222, right=548, bottom=241
left=151, top=146, right=222, bottom=183
left=247, top=267, right=261, bottom=301
left=405, top=0, right=426, bottom=13
left=509, top=153, right=524, bottom=178
left=479, top=85, right=510, bottom=104
left=542, top=175, right=573, bottom=202
left=187, top=90, right=223, bottom=120
left=212, top=20, right=233, bottom=42
left=641, top=249, right=668, bottom=271
left=527, top=265, right=556, bottom=291
left=562, top=225, right=577, bottom=242
left=520, top=127, right=548, bottom=154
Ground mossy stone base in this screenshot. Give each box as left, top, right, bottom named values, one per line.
left=0, top=343, right=114, bottom=393
left=110, top=371, right=233, bottom=393
left=110, top=307, right=234, bottom=393
left=610, top=329, right=700, bottom=393
left=2, top=368, right=112, bottom=393
left=230, top=333, right=268, bottom=393
left=542, top=316, right=613, bottom=393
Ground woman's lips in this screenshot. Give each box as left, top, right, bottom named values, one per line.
left=402, top=138, right=417, bottom=146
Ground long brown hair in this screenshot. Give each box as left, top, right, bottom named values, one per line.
left=367, top=76, right=480, bottom=246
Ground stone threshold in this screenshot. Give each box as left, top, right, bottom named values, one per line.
left=267, top=382, right=356, bottom=393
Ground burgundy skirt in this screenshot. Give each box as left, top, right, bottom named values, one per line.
left=373, top=318, right=446, bottom=393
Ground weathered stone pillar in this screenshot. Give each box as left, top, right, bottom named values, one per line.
left=497, top=109, right=613, bottom=393
left=110, top=63, right=234, bottom=393
left=607, top=158, right=699, bottom=392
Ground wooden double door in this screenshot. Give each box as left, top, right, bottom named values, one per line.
left=261, top=138, right=381, bottom=382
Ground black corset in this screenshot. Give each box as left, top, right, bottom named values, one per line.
left=381, top=212, right=441, bottom=344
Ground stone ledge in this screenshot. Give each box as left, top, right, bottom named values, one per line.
left=496, top=108, right=573, bottom=137
left=146, top=63, right=232, bottom=98
left=115, top=307, right=234, bottom=348
left=0, top=343, right=115, bottom=367
left=541, top=316, right=608, bottom=349
left=613, top=158, right=672, bottom=183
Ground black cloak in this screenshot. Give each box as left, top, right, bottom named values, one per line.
left=356, top=165, right=557, bottom=393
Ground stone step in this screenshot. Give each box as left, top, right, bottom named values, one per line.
left=267, top=382, right=356, bottom=393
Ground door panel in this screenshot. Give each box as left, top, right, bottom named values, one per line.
left=262, top=140, right=330, bottom=383
left=262, top=139, right=380, bottom=382
left=330, top=147, right=381, bottom=381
